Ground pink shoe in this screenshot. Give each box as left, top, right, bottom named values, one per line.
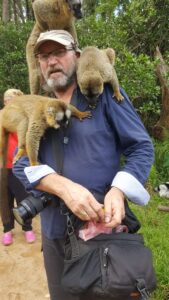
left=24, top=230, right=36, bottom=243
left=2, top=232, right=13, bottom=246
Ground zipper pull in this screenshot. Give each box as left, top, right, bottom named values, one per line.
left=103, top=247, right=109, bottom=267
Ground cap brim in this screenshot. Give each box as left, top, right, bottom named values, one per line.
left=34, top=37, right=81, bottom=55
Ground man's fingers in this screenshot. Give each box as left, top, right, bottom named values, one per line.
left=104, top=204, right=124, bottom=228
left=70, top=195, right=101, bottom=221
left=84, top=206, right=99, bottom=221
left=77, top=210, right=90, bottom=221
left=97, top=206, right=105, bottom=222
left=89, top=201, right=104, bottom=221
left=79, top=200, right=104, bottom=221
left=104, top=198, right=112, bottom=223
left=104, top=211, right=121, bottom=228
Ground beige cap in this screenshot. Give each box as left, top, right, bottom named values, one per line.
left=34, top=30, right=81, bottom=54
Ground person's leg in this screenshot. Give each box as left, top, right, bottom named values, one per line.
left=9, top=171, right=36, bottom=242
left=14, top=192, right=33, bottom=233
left=3, top=191, right=15, bottom=233
left=1, top=169, right=15, bottom=245
left=1, top=169, right=15, bottom=232
left=42, top=233, right=79, bottom=300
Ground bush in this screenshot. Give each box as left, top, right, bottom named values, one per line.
left=154, top=139, right=169, bottom=182
left=0, top=22, right=33, bottom=106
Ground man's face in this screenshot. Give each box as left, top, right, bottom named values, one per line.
left=36, top=41, right=78, bottom=91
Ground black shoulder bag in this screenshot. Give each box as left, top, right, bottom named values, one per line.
left=51, top=123, right=157, bottom=300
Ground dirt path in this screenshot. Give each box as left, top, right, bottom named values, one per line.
left=0, top=216, right=50, bottom=300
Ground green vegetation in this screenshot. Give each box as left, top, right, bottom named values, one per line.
left=0, top=22, right=32, bottom=103
left=131, top=144, right=169, bottom=300
left=131, top=194, right=169, bottom=300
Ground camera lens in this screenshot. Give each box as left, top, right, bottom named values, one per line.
left=13, top=194, right=50, bottom=225
left=13, top=196, right=38, bottom=225
left=13, top=206, right=28, bottom=226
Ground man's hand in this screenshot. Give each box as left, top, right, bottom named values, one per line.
left=104, top=187, right=125, bottom=228
left=36, top=173, right=104, bottom=222
left=36, top=173, right=125, bottom=225
left=61, top=181, right=105, bottom=222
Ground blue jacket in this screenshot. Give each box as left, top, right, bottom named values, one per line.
left=13, top=85, right=154, bottom=239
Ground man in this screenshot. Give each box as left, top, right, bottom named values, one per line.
left=13, top=30, right=154, bottom=300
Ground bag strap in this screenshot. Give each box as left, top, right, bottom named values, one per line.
left=51, top=124, right=81, bottom=258
left=66, top=214, right=80, bottom=258
left=51, top=89, right=79, bottom=215
left=51, top=126, right=71, bottom=215
left=136, top=279, right=150, bottom=300
left=51, top=129, right=64, bottom=175
left=51, top=88, right=78, bottom=175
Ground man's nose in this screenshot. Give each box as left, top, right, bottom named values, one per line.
left=47, top=55, right=59, bottom=65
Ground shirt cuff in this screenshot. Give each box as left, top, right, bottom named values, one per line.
left=24, top=165, right=56, bottom=183
left=111, top=171, right=150, bottom=205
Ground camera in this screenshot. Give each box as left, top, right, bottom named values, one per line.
left=13, top=193, right=57, bottom=225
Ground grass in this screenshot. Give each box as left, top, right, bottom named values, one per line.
left=130, top=192, right=169, bottom=300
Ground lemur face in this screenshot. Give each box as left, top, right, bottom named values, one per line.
left=45, top=102, right=72, bottom=129
left=68, top=0, right=83, bottom=19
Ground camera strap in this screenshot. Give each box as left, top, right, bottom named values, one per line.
left=51, top=89, right=79, bottom=214
left=51, top=128, right=64, bottom=176
left=52, top=88, right=78, bottom=175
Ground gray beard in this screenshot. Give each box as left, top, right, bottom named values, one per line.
left=42, top=69, right=76, bottom=92
left=48, top=75, right=75, bottom=90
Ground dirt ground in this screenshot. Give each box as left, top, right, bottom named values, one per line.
left=0, top=216, right=50, bottom=300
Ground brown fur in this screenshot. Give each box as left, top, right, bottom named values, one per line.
left=77, top=46, right=124, bottom=107
left=0, top=89, right=24, bottom=167
left=0, top=95, right=91, bottom=166
left=0, top=89, right=24, bottom=224
left=26, top=0, right=80, bottom=95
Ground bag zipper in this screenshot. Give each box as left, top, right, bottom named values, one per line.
left=101, top=247, right=109, bottom=293
left=103, top=247, right=109, bottom=267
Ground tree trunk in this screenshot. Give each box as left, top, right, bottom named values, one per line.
left=25, top=0, right=34, bottom=20
left=153, top=46, right=169, bottom=140
left=2, top=0, right=9, bottom=23
left=13, top=0, right=18, bottom=23
left=17, top=0, right=25, bottom=23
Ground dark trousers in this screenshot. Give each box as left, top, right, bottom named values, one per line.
left=2, top=169, right=32, bottom=232
left=42, top=233, right=79, bottom=300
